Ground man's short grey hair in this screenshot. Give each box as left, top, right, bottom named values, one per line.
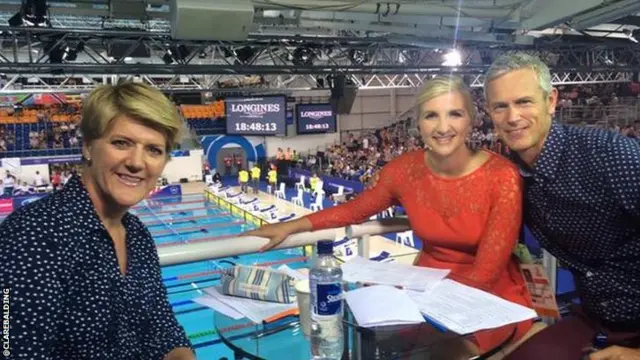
left=484, top=52, right=552, bottom=99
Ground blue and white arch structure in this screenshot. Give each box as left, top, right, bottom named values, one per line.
left=200, top=135, right=266, bottom=168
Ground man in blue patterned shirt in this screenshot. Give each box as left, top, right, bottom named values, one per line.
left=484, top=53, right=640, bottom=359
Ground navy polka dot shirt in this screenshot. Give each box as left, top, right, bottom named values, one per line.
left=0, top=175, right=193, bottom=359
left=514, top=122, right=640, bottom=327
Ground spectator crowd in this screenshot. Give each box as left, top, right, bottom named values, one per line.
left=298, top=83, right=640, bottom=187
left=0, top=103, right=82, bottom=154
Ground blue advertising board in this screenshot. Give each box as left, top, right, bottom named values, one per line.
left=289, top=168, right=363, bottom=194
left=149, top=184, right=182, bottom=198
left=20, top=155, right=82, bottom=166
left=226, top=96, right=286, bottom=136
left=12, top=194, right=49, bottom=210
left=11, top=185, right=182, bottom=211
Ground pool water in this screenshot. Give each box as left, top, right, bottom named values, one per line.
left=132, top=192, right=309, bottom=360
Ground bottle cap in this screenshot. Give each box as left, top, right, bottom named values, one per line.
left=317, top=240, right=334, bottom=255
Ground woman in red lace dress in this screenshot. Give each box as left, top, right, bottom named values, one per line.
left=250, top=76, right=537, bottom=357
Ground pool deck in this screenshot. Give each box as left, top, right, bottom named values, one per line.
left=181, top=181, right=419, bottom=265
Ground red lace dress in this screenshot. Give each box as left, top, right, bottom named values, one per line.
left=306, top=150, right=533, bottom=351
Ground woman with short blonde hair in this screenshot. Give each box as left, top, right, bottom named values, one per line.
left=81, top=81, right=182, bottom=152
left=1, top=82, right=195, bottom=360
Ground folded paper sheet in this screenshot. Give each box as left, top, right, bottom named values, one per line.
left=344, top=285, right=426, bottom=327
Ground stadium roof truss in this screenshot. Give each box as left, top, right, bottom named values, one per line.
left=0, top=0, right=639, bottom=92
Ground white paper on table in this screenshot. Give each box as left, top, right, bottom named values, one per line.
left=406, top=279, right=538, bottom=334
left=276, top=264, right=307, bottom=281
left=202, top=286, right=297, bottom=324
left=345, top=285, right=426, bottom=328
left=192, top=294, right=244, bottom=320
left=341, top=256, right=450, bottom=291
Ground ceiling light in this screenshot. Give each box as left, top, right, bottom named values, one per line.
left=442, top=49, right=462, bottom=67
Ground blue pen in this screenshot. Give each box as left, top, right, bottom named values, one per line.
left=423, top=315, right=448, bottom=333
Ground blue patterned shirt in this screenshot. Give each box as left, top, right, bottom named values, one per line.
left=0, top=175, right=192, bottom=359
left=513, top=122, right=640, bottom=327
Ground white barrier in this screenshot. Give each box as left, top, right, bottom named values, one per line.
left=157, top=218, right=411, bottom=266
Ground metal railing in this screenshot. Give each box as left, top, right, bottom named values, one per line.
left=157, top=199, right=411, bottom=266
left=555, top=104, right=640, bottom=125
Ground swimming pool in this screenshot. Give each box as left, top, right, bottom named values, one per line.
left=132, top=191, right=309, bottom=360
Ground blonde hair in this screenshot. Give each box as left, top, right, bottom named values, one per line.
left=80, top=82, right=182, bottom=153
left=415, top=75, right=476, bottom=121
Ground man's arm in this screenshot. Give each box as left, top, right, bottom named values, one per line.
left=601, top=135, right=640, bottom=217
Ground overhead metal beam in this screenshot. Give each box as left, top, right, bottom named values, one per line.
left=522, top=0, right=604, bottom=30
left=1, top=71, right=631, bottom=95
left=568, top=0, right=640, bottom=31
left=609, top=15, right=640, bottom=27
left=0, top=63, right=637, bottom=75
left=255, top=0, right=521, bottom=19
left=0, top=26, right=636, bottom=90
left=0, top=0, right=522, bottom=20
left=0, top=0, right=521, bottom=20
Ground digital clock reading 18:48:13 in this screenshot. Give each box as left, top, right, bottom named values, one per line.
left=234, top=122, right=278, bottom=132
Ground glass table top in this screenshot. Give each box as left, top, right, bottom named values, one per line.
left=214, top=306, right=516, bottom=360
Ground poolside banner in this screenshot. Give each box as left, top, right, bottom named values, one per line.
left=148, top=184, right=182, bottom=198
left=289, top=168, right=363, bottom=194
left=21, top=155, right=82, bottom=166
left=0, top=198, right=13, bottom=213
left=12, top=194, right=48, bottom=210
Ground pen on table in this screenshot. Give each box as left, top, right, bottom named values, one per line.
left=358, top=282, right=406, bottom=290
left=190, top=282, right=204, bottom=295
left=423, top=315, right=448, bottom=333
left=263, top=308, right=300, bottom=324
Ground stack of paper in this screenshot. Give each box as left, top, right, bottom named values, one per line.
left=406, top=279, right=538, bottom=334
left=193, top=286, right=297, bottom=324
left=341, top=257, right=450, bottom=291
left=344, top=285, right=426, bottom=327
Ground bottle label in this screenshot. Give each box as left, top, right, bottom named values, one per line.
left=315, top=283, right=342, bottom=316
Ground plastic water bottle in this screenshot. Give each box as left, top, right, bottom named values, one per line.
left=309, top=240, right=344, bottom=360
